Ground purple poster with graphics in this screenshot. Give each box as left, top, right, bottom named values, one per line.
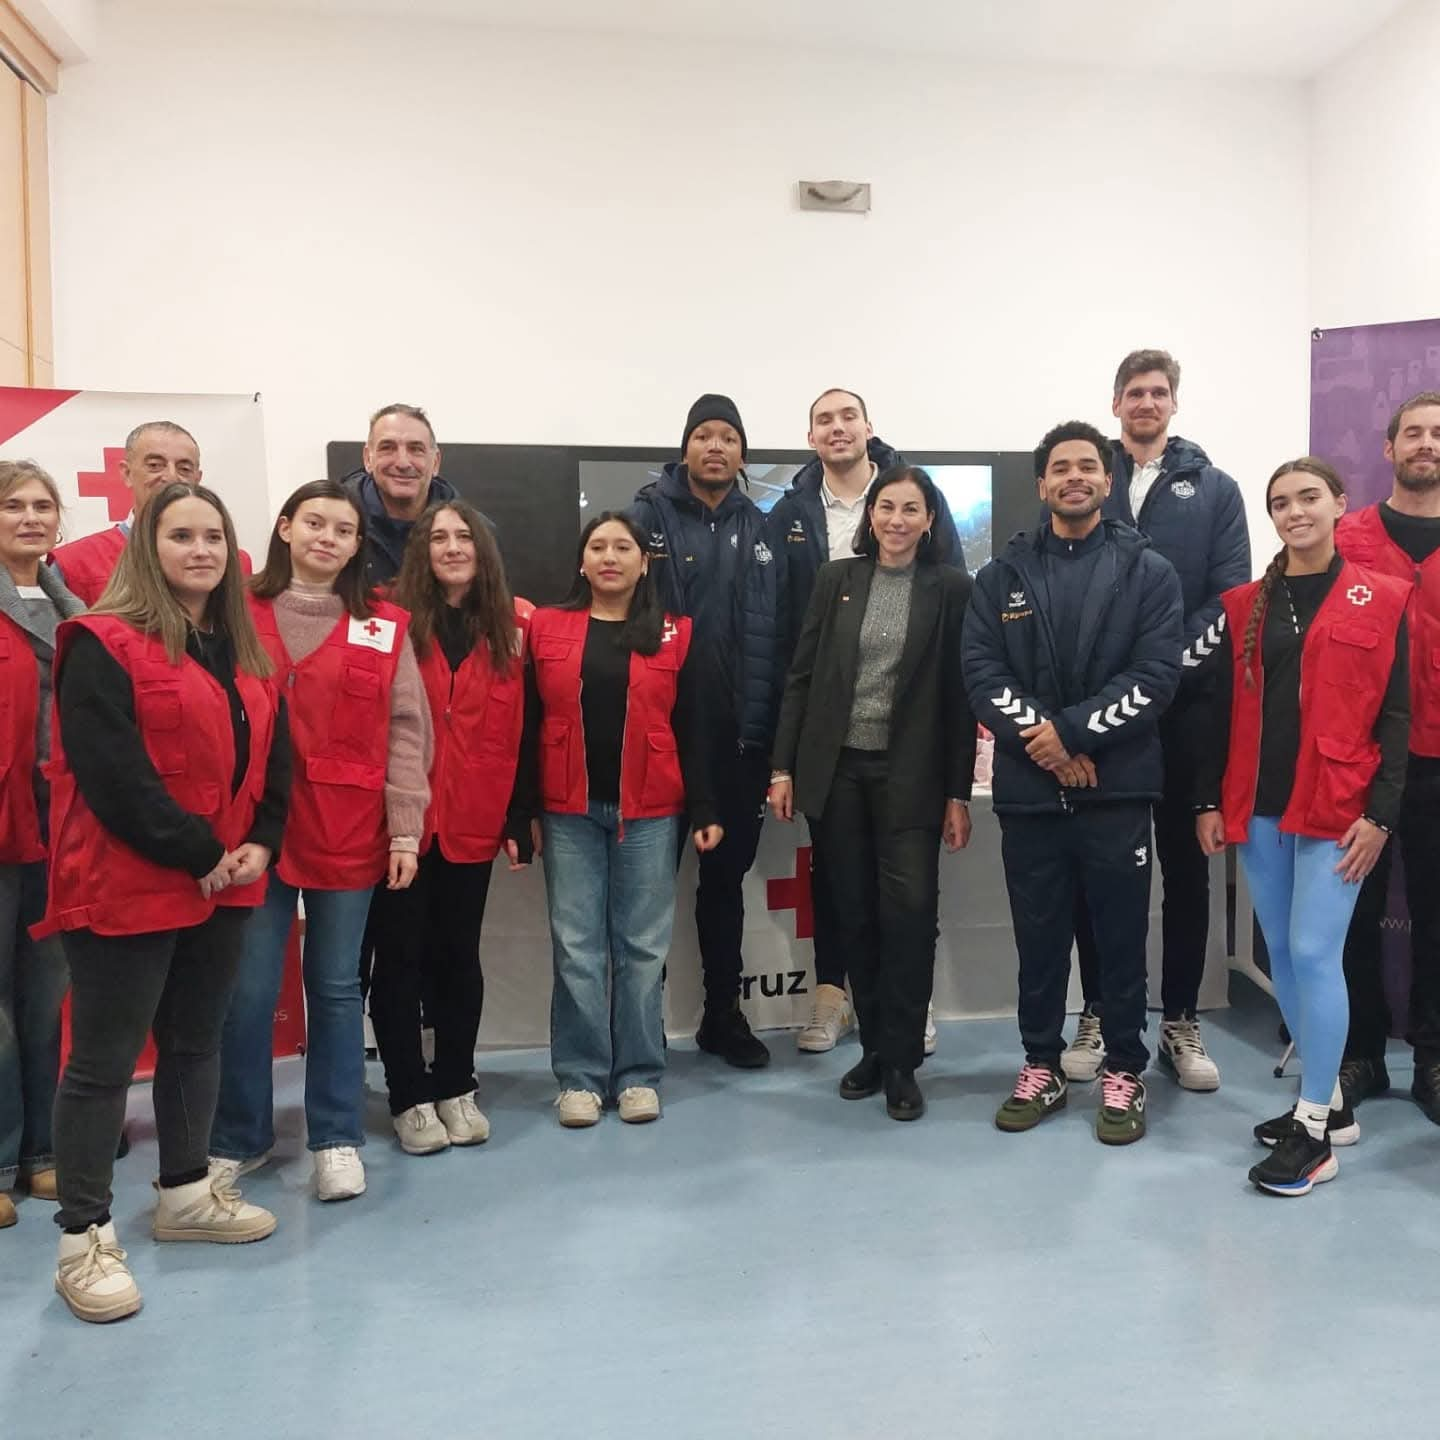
left=1310, top=320, right=1440, bottom=1036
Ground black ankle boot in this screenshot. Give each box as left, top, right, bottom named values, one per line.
left=885, top=1066, right=925, bottom=1121
left=839, top=1052, right=884, bottom=1100
left=695, top=1003, right=771, bottom=1069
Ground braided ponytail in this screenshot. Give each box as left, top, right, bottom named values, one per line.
left=1240, top=549, right=1286, bottom=689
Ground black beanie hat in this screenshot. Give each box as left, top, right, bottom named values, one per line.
left=681, top=393, right=748, bottom=459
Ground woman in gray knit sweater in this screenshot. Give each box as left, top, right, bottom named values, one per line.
left=769, top=467, right=976, bottom=1121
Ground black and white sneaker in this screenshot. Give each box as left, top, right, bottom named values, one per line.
left=1248, top=1120, right=1338, bottom=1196
left=1253, top=1101, right=1358, bottom=1148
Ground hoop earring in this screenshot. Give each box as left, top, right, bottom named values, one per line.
left=921, top=529, right=933, bottom=545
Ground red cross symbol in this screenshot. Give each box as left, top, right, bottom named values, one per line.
left=1346, top=584, right=1373, bottom=607
left=76, top=447, right=133, bottom=522
left=767, top=844, right=814, bottom=939
left=363, top=619, right=384, bottom=636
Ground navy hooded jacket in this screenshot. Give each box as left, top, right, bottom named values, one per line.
left=963, top=519, right=1183, bottom=813
left=1103, top=436, right=1249, bottom=685
left=630, top=463, right=781, bottom=752
left=767, top=437, right=966, bottom=664
left=342, top=469, right=461, bottom=589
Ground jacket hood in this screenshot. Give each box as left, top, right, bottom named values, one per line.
left=344, top=469, right=458, bottom=520
left=785, top=436, right=904, bottom=496
left=1112, top=434, right=1213, bottom=480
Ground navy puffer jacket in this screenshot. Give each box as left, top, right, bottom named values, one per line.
left=630, top=464, right=782, bottom=752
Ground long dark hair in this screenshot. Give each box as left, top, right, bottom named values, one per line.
left=853, top=464, right=944, bottom=563
left=561, top=511, right=664, bottom=655
left=396, top=499, right=518, bottom=672
left=1240, top=457, right=1347, bottom=688
left=251, top=479, right=374, bottom=619
left=92, top=482, right=272, bottom=677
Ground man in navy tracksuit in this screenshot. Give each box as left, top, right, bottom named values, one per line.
left=1064, top=351, right=1250, bottom=1093
left=964, top=420, right=1182, bottom=1145
left=768, top=387, right=961, bottom=1056
left=631, top=394, right=782, bottom=1069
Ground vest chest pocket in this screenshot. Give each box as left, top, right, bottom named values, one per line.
left=330, top=662, right=382, bottom=753
left=135, top=682, right=187, bottom=776
left=638, top=727, right=682, bottom=809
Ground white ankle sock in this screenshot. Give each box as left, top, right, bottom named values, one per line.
left=1329, top=1081, right=1344, bottom=1110
left=1293, top=1098, right=1330, bottom=1140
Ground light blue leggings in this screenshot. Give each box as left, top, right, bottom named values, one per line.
left=1238, top=816, right=1360, bottom=1107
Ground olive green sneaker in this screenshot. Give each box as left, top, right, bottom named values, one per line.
left=995, top=1063, right=1067, bottom=1132
left=1096, top=1070, right=1147, bottom=1145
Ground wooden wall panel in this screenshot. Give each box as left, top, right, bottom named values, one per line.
left=0, top=63, right=25, bottom=359
left=21, top=78, right=48, bottom=364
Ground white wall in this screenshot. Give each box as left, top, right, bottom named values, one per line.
left=47, top=2, right=1309, bottom=566
left=1310, top=0, right=1440, bottom=327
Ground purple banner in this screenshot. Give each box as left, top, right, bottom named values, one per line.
left=1309, top=319, right=1440, bottom=1038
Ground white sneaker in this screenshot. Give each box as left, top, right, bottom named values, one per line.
left=1160, top=1017, right=1221, bottom=1091
left=1062, top=1009, right=1106, bottom=1082
left=436, top=1093, right=490, bottom=1145
left=924, top=1002, right=938, bottom=1057
left=206, top=1151, right=272, bottom=1187
left=393, top=1103, right=450, bottom=1155
left=55, top=1222, right=141, bottom=1323
left=314, top=1146, right=366, bottom=1201
left=796, top=984, right=854, bottom=1053
left=555, top=1090, right=603, bottom=1128
left=153, top=1174, right=277, bottom=1243
left=617, top=1087, right=661, bottom=1123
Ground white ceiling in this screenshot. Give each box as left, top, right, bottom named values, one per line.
left=127, top=0, right=1412, bottom=78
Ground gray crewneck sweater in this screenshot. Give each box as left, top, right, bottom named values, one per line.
left=844, top=561, right=915, bottom=750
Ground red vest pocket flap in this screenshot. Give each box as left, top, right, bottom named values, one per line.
left=1314, top=735, right=1380, bottom=764
left=1330, top=623, right=1380, bottom=650
left=643, top=645, right=681, bottom=671
left=340, top=665, right=381, bottom=699
left=534, top=637, right=575, bottom=661
left=646, top=728, right=678, bottom=752
left=305, top=755, right=386, bottom=790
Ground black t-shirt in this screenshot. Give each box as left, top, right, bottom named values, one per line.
left=580, top=618, right=630, bottom=803
left=1379, top=501, right=1440, bottom=564
left=436, top=603, right=472, bottom=673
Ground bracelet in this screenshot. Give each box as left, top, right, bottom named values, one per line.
left=946, top=797, right=969, bottom=806
left=1362, top=814, right=1392, bottom=834
left=769, top=771, right=792, bottom=785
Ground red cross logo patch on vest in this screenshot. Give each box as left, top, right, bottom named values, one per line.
left=1346, top=584, right=1373, bottom=607
left=347, top=615, right=397, bottom=652
left=661, top=618, right=679, bottom=644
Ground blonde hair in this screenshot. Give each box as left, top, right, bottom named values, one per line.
left=91, top=481, right=272, bottom=676
left=0, top=458, right=63, bottom=510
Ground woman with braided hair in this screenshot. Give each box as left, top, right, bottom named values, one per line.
left=1196, top=458, right=1409, bottom=1195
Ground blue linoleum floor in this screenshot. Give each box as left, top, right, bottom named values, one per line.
left=4, top=979, right=1438, bottom=1439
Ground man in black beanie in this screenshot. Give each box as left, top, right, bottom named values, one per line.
left=631, top=394, right=782, bottom=1068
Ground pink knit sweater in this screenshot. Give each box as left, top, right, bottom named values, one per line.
left=272, top=583, right=432, bottom=850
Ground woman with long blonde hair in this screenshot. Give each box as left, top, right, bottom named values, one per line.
left=39, top=482, right=289, bottom=1321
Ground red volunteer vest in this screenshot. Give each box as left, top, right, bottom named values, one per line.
left=528, top=607, right=691, bottom=820
left=1336, top=504, right=1440, bottom=757
left=52, top=527, right=254, bottom=607
left=249, top=594, right=409, bottom=890
left=418, top=603, right=529, bottom=864
left=1219, top=560, right=1409, bottom=843
left=37, top=615, right=278, bottom=936
left=0, top=612, right=44, bottom=864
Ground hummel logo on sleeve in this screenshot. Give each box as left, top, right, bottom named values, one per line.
left=1182, top=615, right=1226, bottom=669
left=1086, top=685, right=1152, bottom=735
left=991, top=687, right=1038, bottom=727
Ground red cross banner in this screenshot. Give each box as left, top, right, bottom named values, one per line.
left=0, top=387, right=272, bottom=556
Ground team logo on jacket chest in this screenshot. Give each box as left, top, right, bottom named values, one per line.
left=1003, top=589, right=1032, bottom=623
left=1170, top=479, right=1196, bottom=499
left=786, top=519, right=806, bottom=544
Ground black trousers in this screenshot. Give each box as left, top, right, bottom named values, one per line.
left=808, top=826, right=846, bottom=991
left=53, top=908, right=248, bottom=1231
left=1002, top=802, right=1152, bottom=1075
left=368, top=846, right=494, bottom=1115
left=811, top=749, right=939, bottom=1071
left=694, top=745, right=770, bottom=1009
left=1343, top=757, right=1440, bottom=1063
left=1075, top=701, right=1210, bottom=1018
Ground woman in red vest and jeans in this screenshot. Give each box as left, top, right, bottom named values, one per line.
left=41, top=482, right=288, bottom=1322
left=528, top=511, right=720, bottom=1127
left=1197, top=458, right=1409, bottom=1196
left=368, top=500, right=536, bottom=1154
left=212, top=480, right=431, bottom=1202
left=0, top=460, right=82, bottom=1231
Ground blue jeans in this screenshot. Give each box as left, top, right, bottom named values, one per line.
left=1239, top=816, right=1360, bottom=1107
left=0, top=863, right=68, bottom=1188
left=212, top=879, right=372, bottom=1159
left=542, top=805, right=680, bottom=1098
